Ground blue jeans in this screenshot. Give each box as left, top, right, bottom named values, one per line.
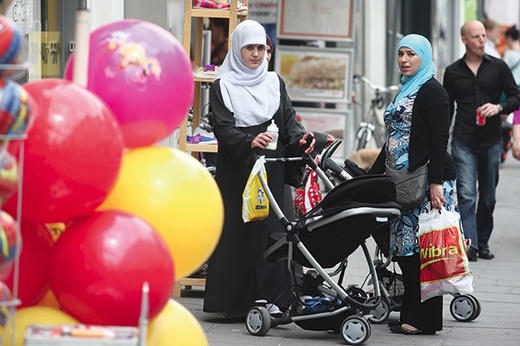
left=451, top=139, right=501, bottom=251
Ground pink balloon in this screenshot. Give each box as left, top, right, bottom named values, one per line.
left=4, top=79, right=124, bottom=223
left=66, top=19, right=194, bottom=148
left=48, top=210, right=175, bottom=326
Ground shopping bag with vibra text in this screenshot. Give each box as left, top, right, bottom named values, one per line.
left=242, top=156, right=269, bottom=222
left=418, top=207, right=473, bottom=302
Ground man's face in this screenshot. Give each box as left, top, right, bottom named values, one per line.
left=462, top=22, right=486, bottom=57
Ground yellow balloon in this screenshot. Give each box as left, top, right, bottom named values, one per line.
left=98, top=146, right=223, bottom=280
left=37, top=289, right=60, bottom=309
left=147, top=299, right=208, bottom=346
left=3, top=306, right=78, bottom=346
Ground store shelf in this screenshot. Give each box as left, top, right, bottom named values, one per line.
left=186, top=143, right=218, bottom=153
left=173, top=278, right=206, bottom=298
left=179, top=0, right=248, bottom=154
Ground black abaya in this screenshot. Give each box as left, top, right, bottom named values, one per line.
left=203, top=77, right=306, bottom=315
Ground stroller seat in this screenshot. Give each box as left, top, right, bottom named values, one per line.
left=265, top=174, right=401, bottom=268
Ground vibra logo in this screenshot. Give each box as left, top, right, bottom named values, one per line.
left=419, top=227, right=466, bottom=281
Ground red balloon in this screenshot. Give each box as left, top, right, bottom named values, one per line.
left=0, top=219, right=53, bottom=308
left=48, top=210, right=175, bottom=326
left=4, top=79, right=124, bottom=223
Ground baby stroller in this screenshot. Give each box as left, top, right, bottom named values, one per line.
left=319, top=142, right=482, bottom=325
left=244, top=141, right=402, bottom=345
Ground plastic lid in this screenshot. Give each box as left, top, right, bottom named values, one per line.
left=267, top=120, right=278, bottom=132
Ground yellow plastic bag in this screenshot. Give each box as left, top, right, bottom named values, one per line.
left=242, top=156, right=269, bottom=222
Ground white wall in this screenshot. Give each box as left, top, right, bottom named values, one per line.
left=91, top=0, right=124, bottom=30
left=124, top=0, right=169, bottom=30
left=484, top=0, right=519, bottom=27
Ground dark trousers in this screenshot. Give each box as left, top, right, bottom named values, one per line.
left=396, top=253, right=443, bottom=332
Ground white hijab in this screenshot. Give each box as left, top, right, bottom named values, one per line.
left=217, top=20, right=280, bottom=127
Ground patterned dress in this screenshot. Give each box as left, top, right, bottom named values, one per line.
left=384, top=91, right=460, bottom=257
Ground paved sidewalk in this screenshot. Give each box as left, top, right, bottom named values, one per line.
left=178, top=158, right=520, bottom=345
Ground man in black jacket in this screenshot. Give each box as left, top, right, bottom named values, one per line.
left=443, top=20, right=520, bottom=261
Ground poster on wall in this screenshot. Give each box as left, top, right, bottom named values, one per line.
left=295, top=108, right=348, bottom=159
left=247, top=0, right=278, bottom=45
left=277, top=0, right=355, bottom=41
left=275, top=46, right=353, bottom=103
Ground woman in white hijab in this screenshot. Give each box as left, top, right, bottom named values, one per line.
left=203, top=20, right=320, bottom=318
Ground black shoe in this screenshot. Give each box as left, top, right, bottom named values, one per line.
left=387, top=320, right=401, bottom=327
left=478, top=248, right=495, bottom=260
left=467, top=247, right=478, bottom=262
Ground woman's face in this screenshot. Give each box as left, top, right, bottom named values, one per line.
left=397, top=47, right=422, bottom=76
left=241, top=44, right=265, bottom=69
left=266, top=44, right=272, bottom=63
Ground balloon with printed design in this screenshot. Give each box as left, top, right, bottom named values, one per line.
left=0, top=15, right=24, bottom=77
left=65, top=19, right=194, bottom=148
left=0, top=210, right=19, bottom=271
left=0, top=79, right=33, bottom=136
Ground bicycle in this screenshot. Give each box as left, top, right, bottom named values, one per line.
left=351, top=75, right=400, bottom=154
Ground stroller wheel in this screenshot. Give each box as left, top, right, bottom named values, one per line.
left=245, top=306, right=271, bottom=336
left=466, top=294, right=481, bottom=320
left=340, top=315, right=371, bottom=345
left=450, top=294, right=480, bottom=322
left=365, top=297, right=390, bottom=324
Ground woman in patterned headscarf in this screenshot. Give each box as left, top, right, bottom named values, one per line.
left=369, top=34, right=458, bottom=335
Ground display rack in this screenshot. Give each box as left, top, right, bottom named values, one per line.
left=174, top=0, right=247, bottom=298
left=178, top=0, right=248, bottom=155
left=2, top=134, right=26, bottom=346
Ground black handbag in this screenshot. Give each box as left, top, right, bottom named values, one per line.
left=386, top=164, right=428, bottom=210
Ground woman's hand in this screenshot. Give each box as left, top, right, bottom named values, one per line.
left=251, top=131, right=274, bottom=149
left=299, top=132, right=316, bottom=154
left=429, top=183, right=447, bottom=210
left=324, top=134, right=336, bottom=148
left=513, top=125, right=520, bottom=160
left=513, top=140, right=520, bottom=160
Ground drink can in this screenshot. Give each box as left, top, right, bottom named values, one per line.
left=476, top=109, right=486, bottom=126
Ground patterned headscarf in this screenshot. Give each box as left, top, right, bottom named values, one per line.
left=393, top=34, right=435, bottom=104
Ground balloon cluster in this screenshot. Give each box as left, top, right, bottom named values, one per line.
left=0, top=18, right=222, bottom=345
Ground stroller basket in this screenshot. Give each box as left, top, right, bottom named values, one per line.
left=265, top=174, right=401, bottom=268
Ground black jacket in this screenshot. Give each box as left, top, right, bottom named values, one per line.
left=369, top=78, right=457, bottom=184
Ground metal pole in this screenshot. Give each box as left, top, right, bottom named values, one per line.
left=72, top=0, right=90, bottom=87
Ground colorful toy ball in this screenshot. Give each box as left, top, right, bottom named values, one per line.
left=0, top=79, right=32, bottom=136
left=0, top=15, right=23, bottom=76
left=0, top=210, right=18, bottom=272
left=0, top=281, right=12, bottom=343
left=65, top=19, right=194, bottom=148
left=0, top=146, right=17, bottom=206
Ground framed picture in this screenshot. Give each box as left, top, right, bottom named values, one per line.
left=295, top=107, right=350, bottom=159
left=277, top=0, right=355, bottom=41
left=275, top=46, right=354, bottom=103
